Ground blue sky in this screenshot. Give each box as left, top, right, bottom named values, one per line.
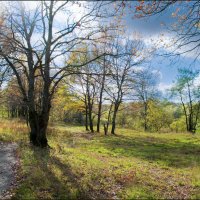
left=123, top=2, right=200, bottom=93
left=2, top=1, right=199, bottom=94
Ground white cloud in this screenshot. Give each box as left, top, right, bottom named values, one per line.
left=54, top=2, right=87, bottom=24
left=193, top=73, right=200, bottom=87
left=21, top=1, right=89, bottom=26
left=142, top=32, right=199, bottom=60
left=133, top=66, right=145, bottom=72
left=158, top=82, right=172, bottom=93
left=23, top=1, right=39, bottom=10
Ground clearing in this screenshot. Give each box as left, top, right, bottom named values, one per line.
left=0, top=119, right=200, bottom=199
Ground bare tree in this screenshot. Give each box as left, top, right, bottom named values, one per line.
left=65, top=76, right=90, bottom=131
left=96, top=55, right=107, bottom=132
left=171, top=68, right=200, bottom=133
left=131, top=67, right=160, bottom=131
left=105, top=38, right=145, bottom=134
left=67, top=42, right=113, bottom=133
left=0, top=14, right=10, bottom=88
left=66, top=48, right=101, bottom=133
left=0, top=1, right=118, bottom=147
left=94, top=31, right=114, bottom=133
left=0, top=65, right=9, bottom=88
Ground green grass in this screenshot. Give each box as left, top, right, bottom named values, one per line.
left=0, top=119, right=200, bottom=199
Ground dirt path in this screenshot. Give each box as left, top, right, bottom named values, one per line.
left=0, top=142, right=18, bottom=199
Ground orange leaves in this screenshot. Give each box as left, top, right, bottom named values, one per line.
left=136, top=5, right=143, bottom=11
left=135, top=0, right=145, bottom=11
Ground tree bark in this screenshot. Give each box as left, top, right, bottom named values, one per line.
left=29, top=110, right=48, bottom=147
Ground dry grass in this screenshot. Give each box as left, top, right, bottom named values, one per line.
left=0, top=119, right=200, bottom=199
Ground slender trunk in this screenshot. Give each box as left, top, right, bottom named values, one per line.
left=187, top=83, right=195, bottom=133
left=111, top=112, right=116, bottom=134
left=111, top=103, right=119, bottom=135
left=86, top=76, right=94, bottom=133
left=97, top=56, right=106, bottom=133
left=84, top=94, right=89, bottom=131
left=88, top=106, right=94, bottom=132
left=144, top=102, right=148, bottom=131
left=193, top=101, right=200, bottom=133
left=97, top=98, right=102, bottom=132
left=104, top=123, right=107, bottom=135
left=104, top=102, right=113, bottom=135
left=188, top=114, right=192, bottom=132
left=188, top=114, right=195, bottom=133
left=85, top=105, right=89, bottom=131
left=87, top=95, right=94, bottom=133
left=180, top=94, right=189, bottom=131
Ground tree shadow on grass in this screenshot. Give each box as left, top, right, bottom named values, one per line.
left=27, top=146, right=116, bottom=200
left=18, top=147, right=90, bottom=200
left=99, top=134, right=200, bottom=168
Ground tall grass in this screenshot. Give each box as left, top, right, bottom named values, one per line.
left=0, top=119, right=28, bottom=142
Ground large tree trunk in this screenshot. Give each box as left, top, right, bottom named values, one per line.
left=29, top=110, right=49, bottom=147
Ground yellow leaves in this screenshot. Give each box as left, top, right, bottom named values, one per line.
left=67, top=47, right=88, bottom=66
left=51, top=84, right=84, bottom=121
left=64, top=99, right=84, bottom=112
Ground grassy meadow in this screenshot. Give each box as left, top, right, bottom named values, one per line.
left=1, top=119, right=200, bottom=199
